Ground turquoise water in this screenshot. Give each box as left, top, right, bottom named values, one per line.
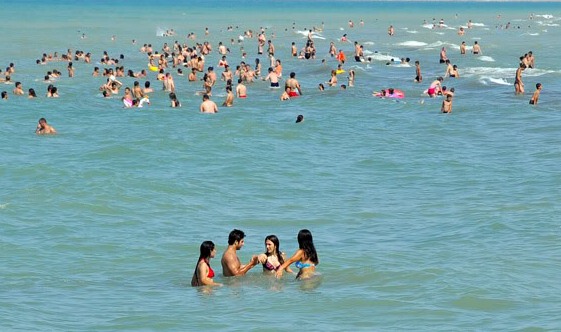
left=1, top=1, right=561, bottom=330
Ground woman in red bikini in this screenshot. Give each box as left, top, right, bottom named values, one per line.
left=191, top=241, right=222, bottom=287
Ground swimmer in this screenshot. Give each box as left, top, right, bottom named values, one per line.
left=263, top=67, right=279, bottom=88
left=275, top=229, right=318, bottom=280
left=414, top=60, right=422, bottom=83
left=257, top=235, right=293, bottom=274
left=472, top=41, right=481, bottom=55
left=169, top=92, right=181, bottom=107
left=221, top=229, right=259, bottom=277
left=348, top=69, right=355, bottom=87
left=296, top=115, right=304, bottom=123
left=439, top=47, right=448, bottom=63
left=191, top=241, right=222, bottom=287
left=200, top=93, right=218, bottom=113
left=28, top=88, right=37, bottom=99
left=514, top=63, right=525, bottom=95
left=529, top=83, right=542, bottom=105
left=236, top=78, right=247, bottom=98
left=222, top=86, right=234, bottom=107
left=428, top=77, right=443, bottom=97
left=13, top=82, right=24, bottom=95
left=280, top=87, right=291, bottom=101
left=285, top=72, right=302, bottom=96
left=326, top=70, right=338, bottom=87
left=460, top=41, right=466, bottom=55
left=35, top=118, right=57, bottom=135
left=441, top=94, right=453, bottom=113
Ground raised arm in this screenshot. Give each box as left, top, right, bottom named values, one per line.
left=276, top=249, right=304, bottom=278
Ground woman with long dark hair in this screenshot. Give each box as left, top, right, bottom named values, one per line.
left=191, top=241, right=222, bottom=287
left=258, top=235, right=293, bottom=274
left=276, top=229, right=319, bottom=280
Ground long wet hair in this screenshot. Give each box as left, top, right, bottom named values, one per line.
left=297, top=229, right=318, bottom=265
left=198, top=241, right=215, bottom=261
left=264, top=235, right=284, bottom=265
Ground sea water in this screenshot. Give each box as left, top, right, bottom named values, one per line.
left=1, top=1, right=561, bottom=330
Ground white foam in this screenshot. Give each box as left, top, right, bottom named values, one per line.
left=535, top=14, right=554, bottom=19
left=367, top=53, right=401, bottom=62
left=295, top=30, right=325, bottom=40
left=397, top=41, right=428, bottom=47
left=406, top=31, right=419, bottom=34
left=470, top=22, right=485, bottom=27
left=462, top=67, right=514, bottom=78
left=478, top=56, right=495, bottom=62
left=480, top=77, right=510, bottom=86
left=363, top=41, right=375, bottom=46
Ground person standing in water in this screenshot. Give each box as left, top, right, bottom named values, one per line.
left=221, top=229, right=258, bottom=277
left=191, top=241, right=222, bottom=287
left=276, top=229, right=319, bottom=280
left=514, top=63, right=525, bottom=95
left=35, top=118, right=57, bottom=135
left=529, top=83, right=542, bottom=105
left=257, top=235, right=293, bottom=274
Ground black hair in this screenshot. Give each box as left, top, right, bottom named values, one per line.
left=228, top=229, right=245, bottom=245
left=264, top=235, right=284, bottom=265
left=297, top=229, right=318, bottom=264
left=198, top=241, right=215, bottom=261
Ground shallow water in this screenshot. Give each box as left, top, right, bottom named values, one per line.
left=1, top=1, right=561, bottom=330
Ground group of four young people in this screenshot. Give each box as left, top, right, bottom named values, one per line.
left=191, top=229, right=319, bottom=287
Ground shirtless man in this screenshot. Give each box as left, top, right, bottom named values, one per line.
left=263, top=67, right=279, bottom=88
left=285, top=72, right=302, bottom=96
left=221, top=229, right=258, bottom=277
left=354, top=41, right=362, bottom=62
left=460, top=41, right=466, bottom=55
left=207, top=66, right=217, bottom=86
left=143, top=81, right=153, bottom=94
left=200, top=94, right=218, bottom=113
left=188, top=68, right=198, bottom=82
left=472, top=41, right=482, bottom=55
left=439, top=47, right=448, bottom=63
left=267, top=40, right=275, bottom=56
left=414, top=60, right=422, bottom=83
left=444, top=60, right=454, bottom=78
left=163, top=73, right=175, bottom=93
left=529, top=83, right=542, bottom=105
left=441, top=94, right=453, bottom=113
left=236, top=79, right=247, bottom=98
left=514, top=63, right=525, bottom=94
left=221, top=65, right=233, bottom=82
left=35, top=118, right=57, bottom=135
left=13, top=82, right=24, bottom=95
left=222, top=86, right=234, bottom=107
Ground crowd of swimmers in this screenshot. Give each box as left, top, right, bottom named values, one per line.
left=191, top=229, right=319, bottom=287
left=0, top=15, right=546, bottom=135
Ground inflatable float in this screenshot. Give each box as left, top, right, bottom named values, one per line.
left=374, top=88, right=405, bottom=99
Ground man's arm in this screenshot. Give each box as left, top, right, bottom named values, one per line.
left=223, top=253, right=257, bottom=276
